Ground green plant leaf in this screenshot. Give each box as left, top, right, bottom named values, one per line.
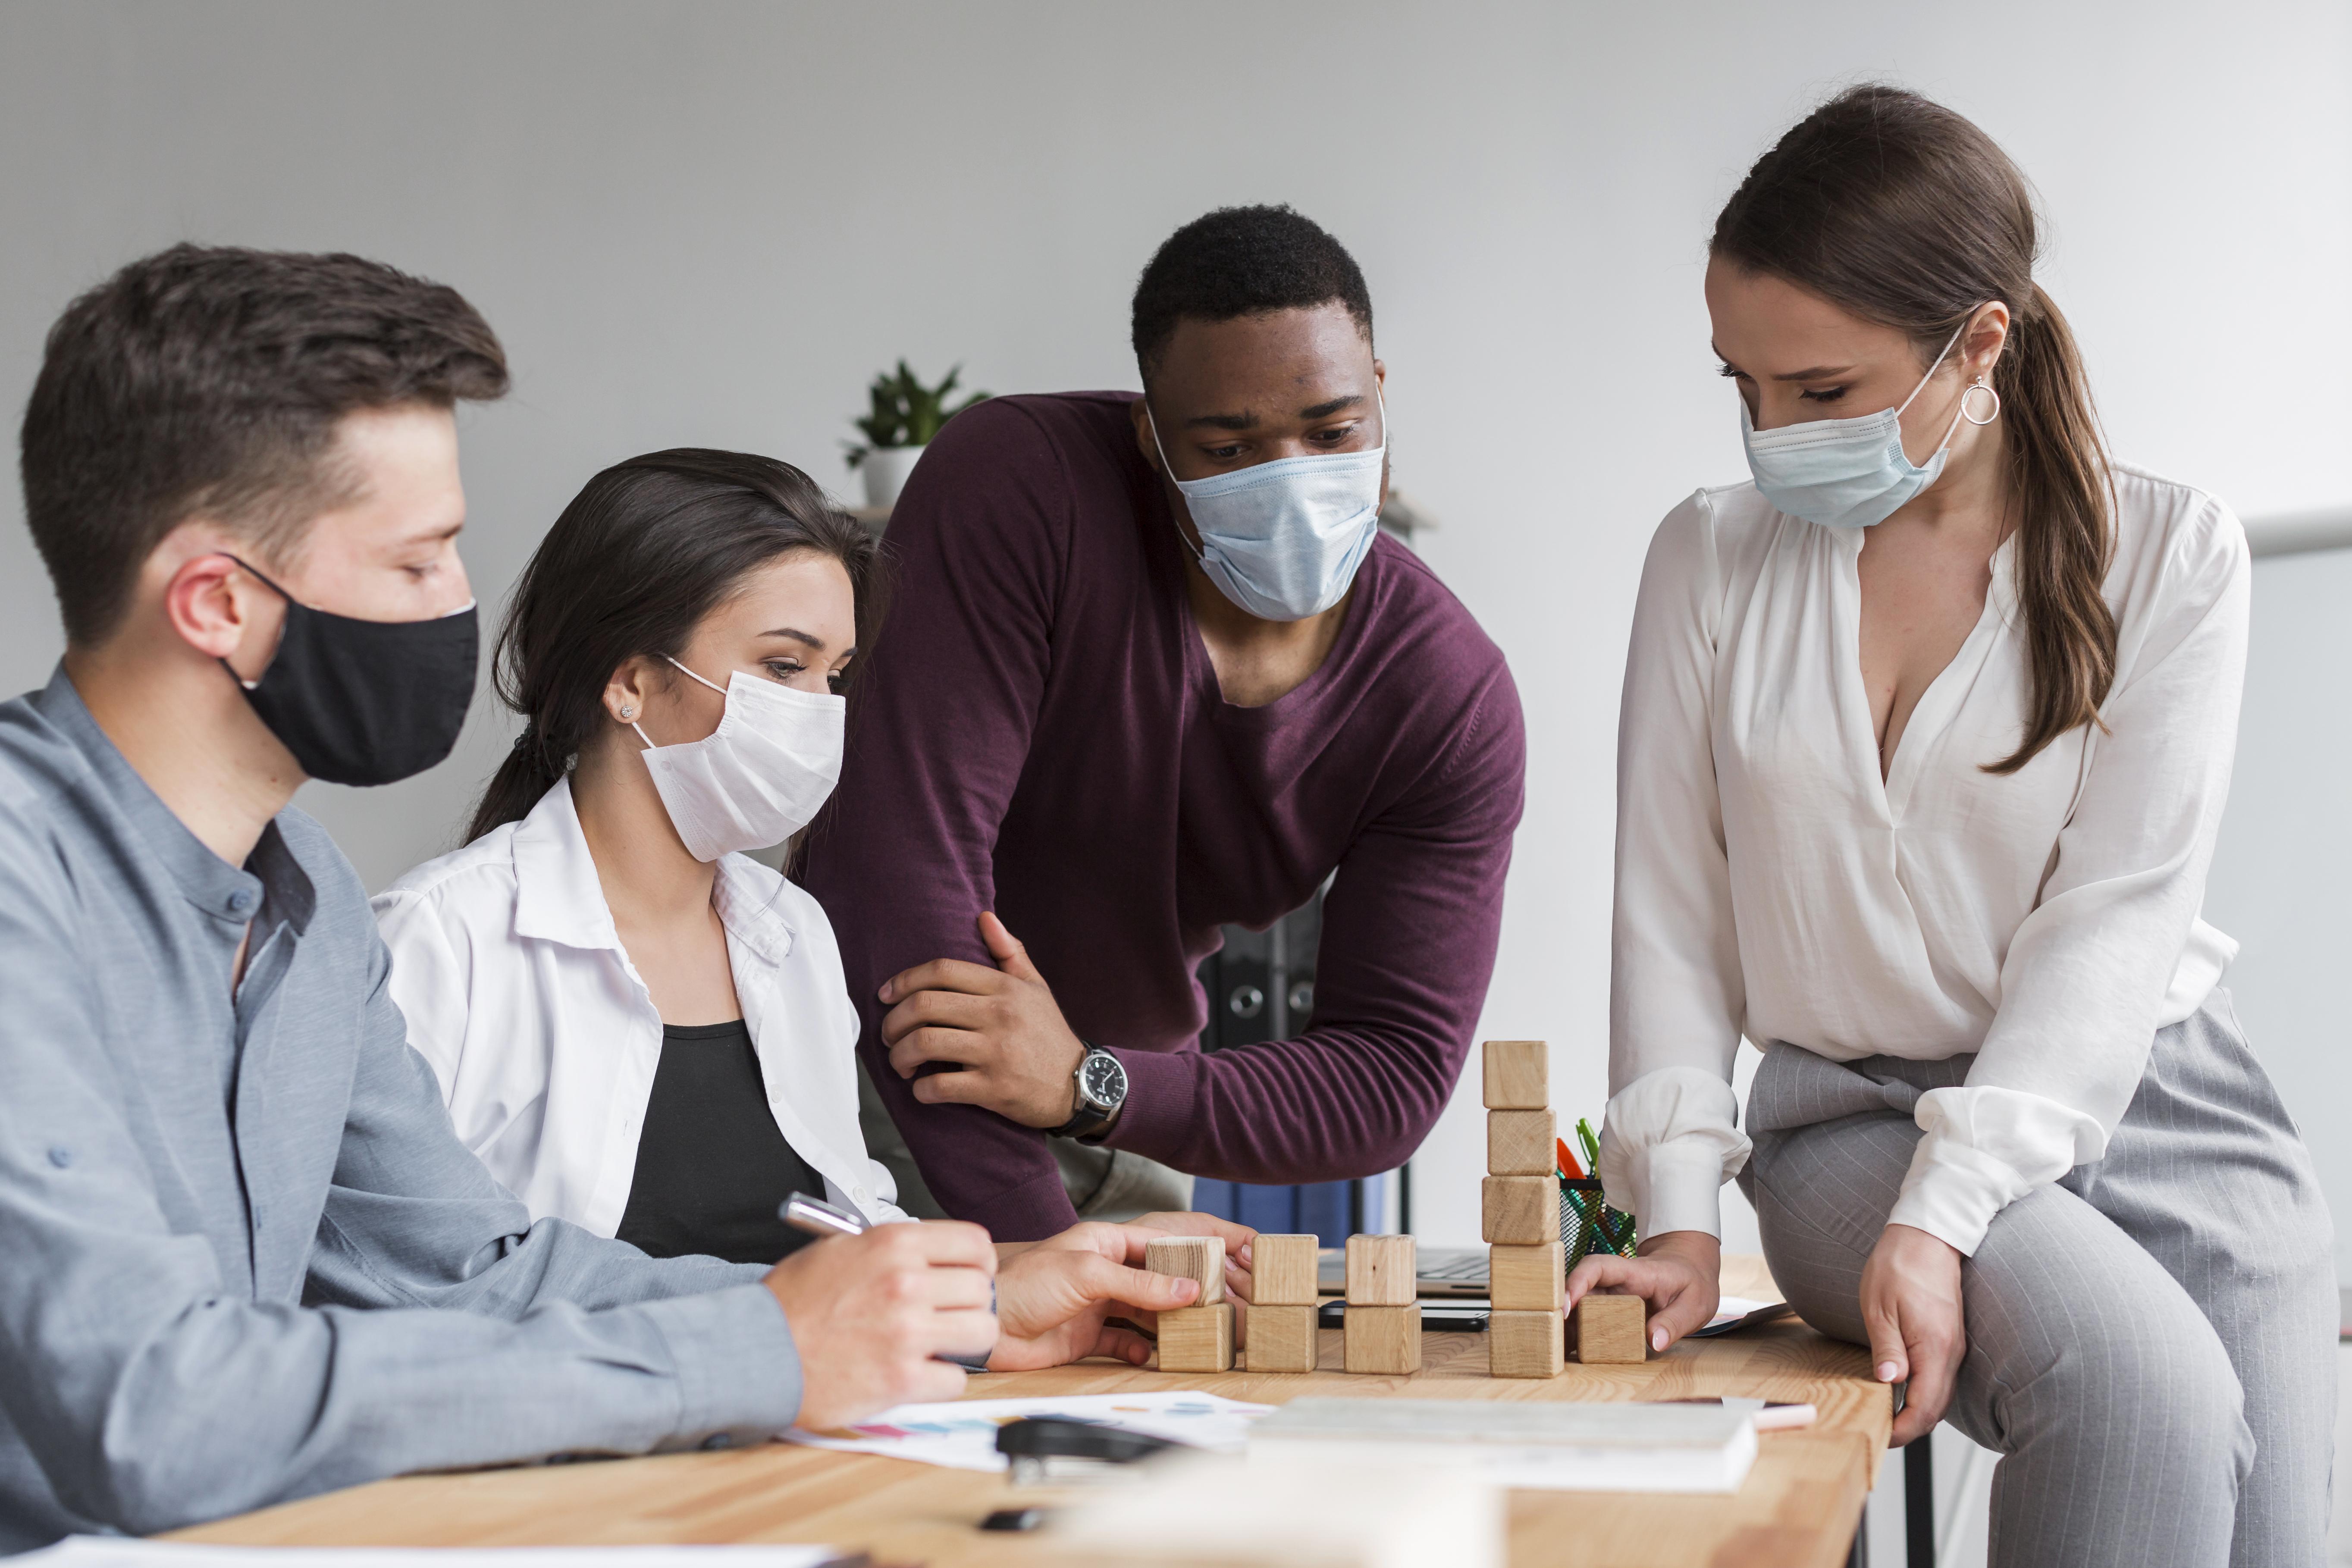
left=852, top=360, right=990, bottom=451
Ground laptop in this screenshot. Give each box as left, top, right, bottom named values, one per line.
left=1315, top=1245, right=1493, bottom=1301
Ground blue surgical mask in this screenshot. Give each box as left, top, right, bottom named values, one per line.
left=1740, top=321, right=1979, bottom=530
left=1147, top=389, right=1386, bottom=621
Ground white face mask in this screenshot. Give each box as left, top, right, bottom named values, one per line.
left=632, top=658, right=844, bottom=862
left=1739, top=319, right=1994, bottom=531
left=1148, top=387, right=1387, bottom=621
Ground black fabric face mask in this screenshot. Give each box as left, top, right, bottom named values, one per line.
left=222, top=557, right=478, bottom=787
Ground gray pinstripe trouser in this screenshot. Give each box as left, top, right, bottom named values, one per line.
left=1740, top=991, right=2336, bottom=1568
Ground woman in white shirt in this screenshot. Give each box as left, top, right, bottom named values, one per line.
left=1577, top=88, right=2332, bottom=1568
left=376, top=448, right=1247, bottom=1373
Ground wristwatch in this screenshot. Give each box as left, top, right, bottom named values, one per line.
left=1051, top=1042, right=1128, bottom=1141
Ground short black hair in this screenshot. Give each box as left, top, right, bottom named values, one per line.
left=1130, top=205, right=1373, bottom=381
left=19, top=243, right=509, bottom=645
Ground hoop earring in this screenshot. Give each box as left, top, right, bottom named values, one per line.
left=1961, top=379, right=2001, bottom=426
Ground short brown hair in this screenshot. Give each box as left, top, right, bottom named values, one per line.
left=19, top=244, right=510, bottom=644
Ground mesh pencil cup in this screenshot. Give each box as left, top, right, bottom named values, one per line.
left=1560, top=1177, right=1636, bottom=1272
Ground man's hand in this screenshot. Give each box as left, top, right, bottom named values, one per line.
left=879, top=913, right=1088, bottom=1128
left=1861, top=1223, right=1966, bottom=1446
left=1127, top=1211, right=1258, bottom=1305
left=762, top=1220, right=997, bottom=1430
left=1566, top=1229, right=1721, bottom=1354
left=990, top=1222, right=1208, bottom=1371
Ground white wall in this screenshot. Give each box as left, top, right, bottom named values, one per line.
left=2207, top=550, right=2352, bottom=1283
left=2, top=1, right=2346, bottom=1251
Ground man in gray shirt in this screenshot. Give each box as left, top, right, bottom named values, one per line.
left=0, top=246, right=1202, bottom=1552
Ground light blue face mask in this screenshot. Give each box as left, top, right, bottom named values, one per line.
left=1740, top=320, right=1996, bottom=530
left=1147, top=389, right=1386, bottom=621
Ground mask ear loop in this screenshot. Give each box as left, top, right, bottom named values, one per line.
left=1144, top=399, right=1216, bottom=572
left=1897, top=310, right=1996, bottom=459
left=628, top=656, right=731, bottom=751
left=1892, top=320, right=1971, bottom=420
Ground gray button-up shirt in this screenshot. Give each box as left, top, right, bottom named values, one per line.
left=0, top=669, right=801, bottom=1553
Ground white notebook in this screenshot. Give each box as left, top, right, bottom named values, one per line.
left=1247, top=1397, right=1757, bottom=1493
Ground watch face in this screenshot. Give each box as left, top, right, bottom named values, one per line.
left=1079, top=1049, right=1127, bottom=1109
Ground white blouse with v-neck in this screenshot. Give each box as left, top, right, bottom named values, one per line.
left=1600, top=464, right=2248, bottom=1254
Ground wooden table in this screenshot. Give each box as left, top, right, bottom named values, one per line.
left=174, top=1258, right=1887, bottom=1568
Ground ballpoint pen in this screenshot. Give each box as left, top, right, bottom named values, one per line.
left=781, top=1190, right=870, bottom=1239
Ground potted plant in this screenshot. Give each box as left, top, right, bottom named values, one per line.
left=845, top=361, right=990, bottom=511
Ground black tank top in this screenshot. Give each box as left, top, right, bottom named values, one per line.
left=613, top=1019, right=824, bottom=1265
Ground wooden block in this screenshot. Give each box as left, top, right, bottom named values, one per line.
left=1573, top=1292, right=1648, bottom=1364
left=1244, top=1303, right=1318, bottom=1373
left=1488, top=1308, right=1566, bottom=1378
left=1157, top=1302, right=1233, bottom=1372
left=1487, top=1108, right=1556, bottom=1175
left=1480, top=1039, right=1548, bottom=1109
left=1251, top=1233, right=1320, bottom=1306
left=1144, top=1235, right=1225, bottom=1306
left=1343, top=1234, right=1417, bottom=1306
left=1342, top=1303, right=1421, bottom=1374
left=1486, top=1242, right=1565, bottom=1311
left=1482, top=1176, right=1555, bottom=1244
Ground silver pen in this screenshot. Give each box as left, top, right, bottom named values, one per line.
left=778, top=1191, right=996, bottom=1370
left=780, top=1191, right=869, bottom=1239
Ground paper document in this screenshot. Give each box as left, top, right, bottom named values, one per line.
left=1689, top=1295, right=1797, bottom=1337
left=16, top=1543, right=841, bottom=1568
left=1249, top=1396, right=1758, bottom=1493
left=785, top=1390, right=1273, bottom=1472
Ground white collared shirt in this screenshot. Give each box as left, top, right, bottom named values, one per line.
left=1603, top=464, right=2246, bottom=1254
left=371, top=778, right=907, bottom=1237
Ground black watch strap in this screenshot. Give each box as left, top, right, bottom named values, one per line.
left=1051, top=1043, right=1124, bottom=1140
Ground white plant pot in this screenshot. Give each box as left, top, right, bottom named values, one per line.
left=860, top=445, right=926, bottom=512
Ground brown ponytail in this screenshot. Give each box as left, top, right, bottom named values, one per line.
left=464, top=449, right=885, bottom=843
left=1712, top=85, right=2115, bottom=773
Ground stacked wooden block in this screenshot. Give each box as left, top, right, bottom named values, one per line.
left=1481, top=1038, right=1566, bottom=1378
left=1148, top=1236, right=1231, bottom=1372
left=1245, top=1234, right=1320, bottom=1373
left=1342, top=1234, right=1421, bottom=1374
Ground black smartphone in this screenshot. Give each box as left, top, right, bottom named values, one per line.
left=1317, top=1300, right=1491, bottom=1333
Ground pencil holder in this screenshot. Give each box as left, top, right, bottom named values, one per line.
left=1559, top=1177, right=1636, bottom=1271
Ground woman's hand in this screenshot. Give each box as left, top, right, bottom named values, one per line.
left=1565, top=1229, right=1721, bottom=1354
left=1861, top=1223, right=1966, bottom=1446
left=987, top=1221, right=1206, bottom=1371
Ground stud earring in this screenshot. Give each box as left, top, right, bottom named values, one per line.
left=618, top=706, right=636, bottom=720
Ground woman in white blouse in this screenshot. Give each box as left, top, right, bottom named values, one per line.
left=1577, top=88, right=2332, bottom=1568
left=376, top=449, right=1248, bottom=1374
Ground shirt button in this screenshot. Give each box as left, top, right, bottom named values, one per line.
left=227, top=889, right=255, bottom=915
left=853, top=1185, right=870, bottom=1203
left=701, top=1433, right=733, bottom=1451
left=47, top=1147, right=72, bottom=1169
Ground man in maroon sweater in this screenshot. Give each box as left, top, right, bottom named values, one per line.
left=799, top=206, right=1524, bottom=1240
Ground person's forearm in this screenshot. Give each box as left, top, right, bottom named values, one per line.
left=17, top=1275, right=800, bottom=1537
left=865, top=1038, right=1079, bottom=1239
left=1106, top=1025, right=1463, bottom=1184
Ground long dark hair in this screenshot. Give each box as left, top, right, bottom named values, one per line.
left=466, top=448, right=884, bottom=842
left=1713, top=85, right=2114, bottom=773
